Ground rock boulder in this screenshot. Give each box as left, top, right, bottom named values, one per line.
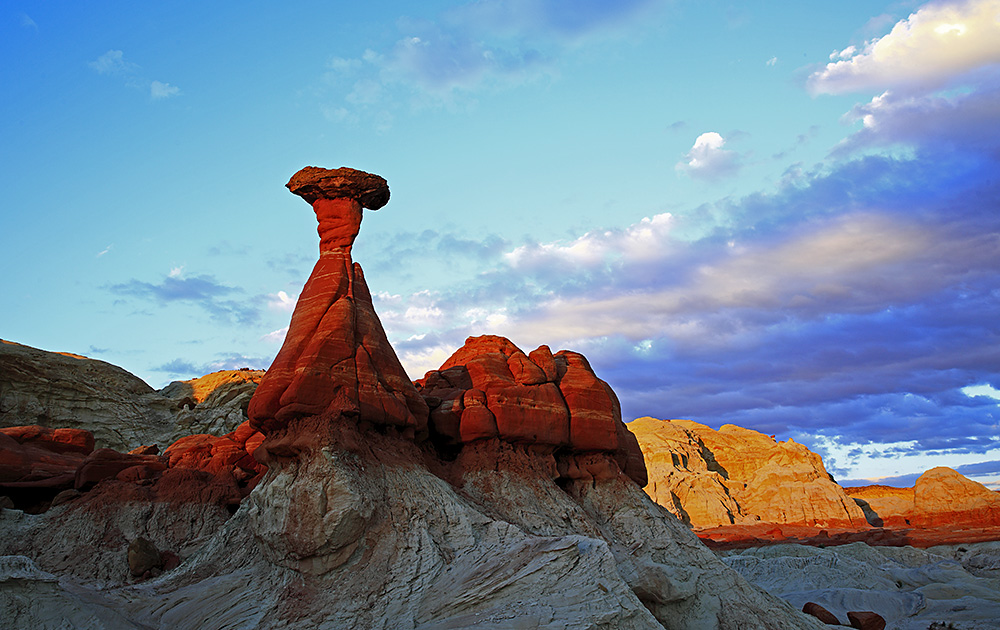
left=417, top=335, right=647, bottom=486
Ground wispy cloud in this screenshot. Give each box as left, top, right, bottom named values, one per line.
left=89, top=50, right=139, bottom=76
left=96, top=244, right=113, bottom=258
left=20, top=13, right=37, bottom=30
left=108, top=269, right=260, bottom=324
left=150, top=80, right=181, bottom=100
left=260, top=327, right=289, bottom=344
left=321, top=0, right=666, bottom=122
left=89, top=49, right=181, bottom=101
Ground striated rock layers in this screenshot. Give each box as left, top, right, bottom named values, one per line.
left=248, top=167, right=428, bottom=439
left=0, top=166, right=824, bottom=629
left=416, top=335, right=647, bottom=487
left=846, top=467, right=1000, bottom=529
left=630, top=417, right=867, bottom=529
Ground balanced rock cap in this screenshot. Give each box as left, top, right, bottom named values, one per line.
left=286, top=166, right=390, bottom=209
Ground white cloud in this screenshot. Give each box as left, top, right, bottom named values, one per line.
left=260, top=327, right=289, bottom=344
left=20, top=13, right=37, bottom=30
left=766, top=56, right=777, bottom=66
left=168, top=266, right=184, bottom=278
left=89, top=50, right=180, bottom=101
left=808, top=0, right=1000, bottom=95
left=96, top=244, right=113, bottom=258
left=150, top=80, right=181, bottom=100
left=676, top=132, right=740, bottom=180
left=505, top=212, right=675, bottom=271
left=267, top=290, right=297, bottom=312
left=963, top=384, right=1000, bottom=401
left=829, top=45, right=857, bottom=61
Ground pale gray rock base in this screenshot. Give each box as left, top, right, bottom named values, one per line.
left=722, top=541, right=1000, bottom=629
left=1, top=427, right=824, bottom=630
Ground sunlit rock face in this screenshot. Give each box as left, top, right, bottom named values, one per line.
left=630, top=417, right=868, bottom=529
left=247, top=166, right=429, bottom=440
left=846, top=466, right=1000, bottom=529
left=416, top=335, right=648, bottom=487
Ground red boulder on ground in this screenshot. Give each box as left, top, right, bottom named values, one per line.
left=802, top=602, right=840, bottom=625
left=847, top=610, right=886, bottom=630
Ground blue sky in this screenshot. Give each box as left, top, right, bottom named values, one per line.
left=3, top=0, right=999, bottom=487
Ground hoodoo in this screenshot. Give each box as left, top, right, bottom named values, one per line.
left=248, top=166, right=428, bottom=438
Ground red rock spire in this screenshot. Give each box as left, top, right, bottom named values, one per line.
left=248, top=167, right=427, bottom=438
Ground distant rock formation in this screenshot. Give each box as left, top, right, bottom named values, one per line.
left=160, top=369, right=265, bottom=438
left=416, top=335, right=647, bottom=486
left=0, top=338, right=264, bottom=452
left=0, top=339, right=174, bottom=450
left=630, top=417, right=868, bottom=529
left=846, top=466, right=1000, bottom=529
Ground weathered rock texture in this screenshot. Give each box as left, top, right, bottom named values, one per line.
left=0, top=340, right=174, bottom=451
left=0, top=338, right=264, bottom=452
left=248, top=166, right=428, bottom=438
left=0, top=420, right=825, bottom=629
left=846, top=467, right=1000, bottom=529
left=416, top=335, right=647, bottom=487
left=159, top=369, right=265, bottom=439
left=630, top=417, right=867, bottom=529
left=723, top=541, right=1000, bottom=629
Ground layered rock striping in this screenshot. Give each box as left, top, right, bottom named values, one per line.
left=417, top=335, right=647, bottom=486
left=248, top=167, right=427, bottom=439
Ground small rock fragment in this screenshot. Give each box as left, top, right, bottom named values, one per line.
left=802, top=602, right=840, bottom=625
left=847, top=610, right=886, bottom=630
left=128, top=537, right=161, bottom=577
left=50, top=489, right=82, bottom=507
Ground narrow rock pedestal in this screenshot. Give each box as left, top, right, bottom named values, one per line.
left=248, top=167, right=428, bottom=442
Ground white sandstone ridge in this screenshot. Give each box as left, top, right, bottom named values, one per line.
left=630, top=417, right=868, bottom=529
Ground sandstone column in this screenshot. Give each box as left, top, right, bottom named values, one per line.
left=248, top=167, right=428, bottom=440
